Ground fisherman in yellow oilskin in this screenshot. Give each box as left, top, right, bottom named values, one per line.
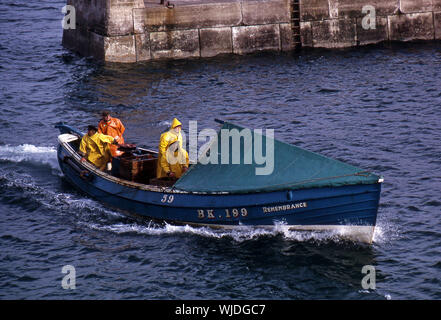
left=157, top=118, right=189, bottom=179
left=79, top=125, right=119, bottom=171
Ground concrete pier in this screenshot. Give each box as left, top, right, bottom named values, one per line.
left=62, top=0, right=441, bottom=62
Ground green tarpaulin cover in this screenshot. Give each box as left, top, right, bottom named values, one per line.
left=174, top=122, right=380, bottom=193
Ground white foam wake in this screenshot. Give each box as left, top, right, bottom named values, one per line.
left=84, top=221, right=350, bottom=243
left=372, top=222, right=400, bottom=244
left=0, top=144, right=59, bottom=170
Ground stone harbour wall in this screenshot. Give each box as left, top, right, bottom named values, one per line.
left=301, top=0, right=441, bottom=48
left=62, top=0, right=441, bottom=62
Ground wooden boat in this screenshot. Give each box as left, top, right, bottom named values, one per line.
left=55, top=121, right=383, bottom=243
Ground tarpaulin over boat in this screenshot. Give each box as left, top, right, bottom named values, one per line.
left=173, top=122, right=381, bottom=194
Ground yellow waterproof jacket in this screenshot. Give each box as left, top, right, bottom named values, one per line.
left=156, top=119, right=189, bottom=178
left=79, top=132, right=115, bottom=170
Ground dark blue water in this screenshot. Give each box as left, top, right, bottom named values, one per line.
left=1, top=0, right=441, bottom=299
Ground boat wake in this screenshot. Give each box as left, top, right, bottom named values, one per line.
left=0, top=144, right=59, bottom=172
left=83, top=220, right=391, bottom=245
left=0, top=168, right=124, bottom=223
left=371, top=219, right=400, bottom=244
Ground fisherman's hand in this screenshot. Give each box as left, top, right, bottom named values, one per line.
left=167, top=171, right=176, bottom=178
left=81, top=157, right=86, bottom=163
left=182, top=166, right=188, bottom=173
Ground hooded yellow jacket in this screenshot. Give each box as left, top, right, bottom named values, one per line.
left=79, top=132, right=115, bottom=170
left=156, top=118, right=189, bottom=178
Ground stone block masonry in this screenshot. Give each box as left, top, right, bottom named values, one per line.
left=301, top=0, right=441, bottom=48
left=62, top=0, right=441, bottom=62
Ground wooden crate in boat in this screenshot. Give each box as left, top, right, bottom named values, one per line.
left=119, top=155, right=157, bottom=184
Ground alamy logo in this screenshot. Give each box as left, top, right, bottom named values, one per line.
left=61, top=265, right=76, bottom=289
left=167, top=121, right=275, bottom=176
left=362, top=5, right=376, bottom=30
left=361, top=265, right=376, bottom=290
left=61, top=5, right=76, bottom=30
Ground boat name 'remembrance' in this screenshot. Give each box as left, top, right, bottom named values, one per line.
left=196, top=201, right=307, bottom=219
left=262, top=202, right=308, bottom=213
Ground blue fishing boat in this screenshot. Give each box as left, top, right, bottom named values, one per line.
left=55, top=120, right=383, bottom=243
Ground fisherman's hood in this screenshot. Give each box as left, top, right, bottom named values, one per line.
left=170, top=118, right=182, bottom=129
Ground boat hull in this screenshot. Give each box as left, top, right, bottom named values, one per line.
left=57, top=136, right=381, bottom=243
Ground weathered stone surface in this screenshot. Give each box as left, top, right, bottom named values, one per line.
left=356, top=16, right=388, bottom=45
left=400, top=0, right=433, bottom=13
left=300, top=0, right=329, bottom=21
left=76, top=27, right=91, bottom=57
left=300, top=21, right=313, bottom=47
left=232, top=24, right=280, bottom=54
left=434, top=11, right=441, bottom=39
left=150, top=29, right=200, bottom=59
left=242, top=0, right=290, bottom=25
left=327, top=0, right=397, bottom=19
left=134, top=2, right=242, bottom=33
left=280, top=23, right=294, bottom=51
left=107, top=7, right=134, bottom=36
left=65, top=0, right=106, bottom=32
left=62, top=26, right=95, bottom=58
left=200, top=27, right=233, bottom=57
left=104, top=35, right=137, bottom=62
left=329, top=0, right=338, bottom=18
left=135, top=33, right=151, bottom=61
left=434, top=0, right=441, bottom=11
left=106, top=0, right=145, bottom=36
left=311, top=18, right=357, bottom=48
left=62, top=27, right=78, bottom=52
left=89, top=31, right=105, bottom=60
left=388, top=12, right=434, bottom=41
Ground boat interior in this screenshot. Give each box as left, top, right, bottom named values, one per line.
left=64, top=134, right=178, bottom=188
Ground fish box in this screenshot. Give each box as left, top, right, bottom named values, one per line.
left=119, top=155, right=157, bottom=183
